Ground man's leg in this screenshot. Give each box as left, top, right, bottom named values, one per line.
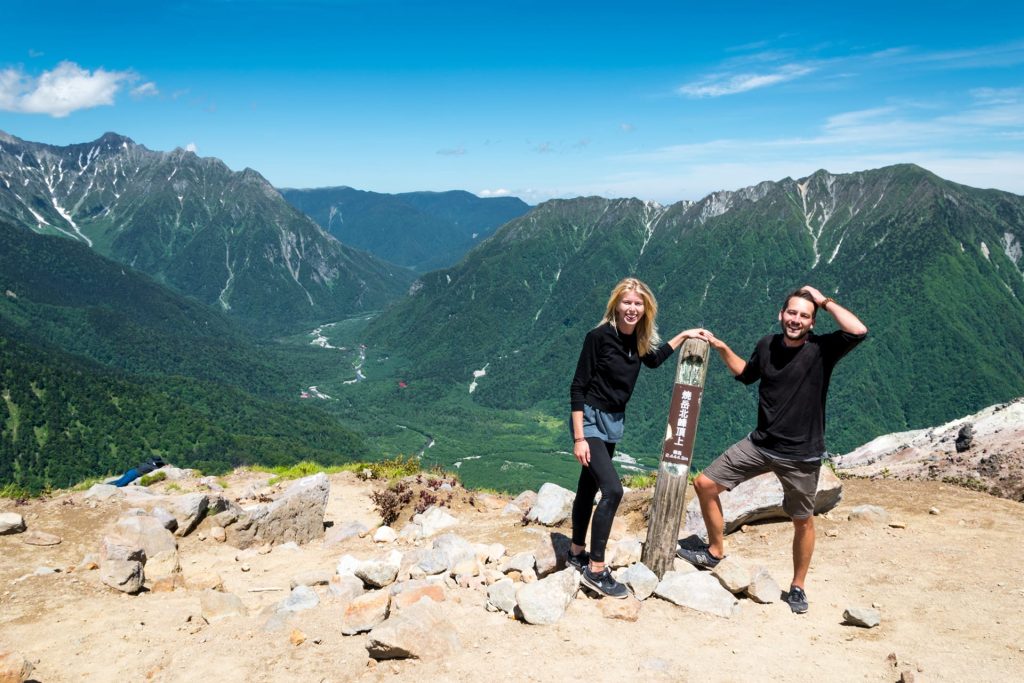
left=693, top=473, right=729, bottom=559
left=791, top=515, right=815, bottom=589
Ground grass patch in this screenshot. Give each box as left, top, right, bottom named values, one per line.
left=139, top=471, right=168, bottom=486
left=258, top=455, right=425, bottom=486
left=70, top=475, right=111, bottom=492
left=0, top=482, right=34, bottom=499
left=622, top=472, right=657, bottom=489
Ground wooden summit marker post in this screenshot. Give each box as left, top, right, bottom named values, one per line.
left=641, top=337, right=710, bottom=578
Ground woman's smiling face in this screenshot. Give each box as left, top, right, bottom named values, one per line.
left=615, top=290, right=645, bottom=333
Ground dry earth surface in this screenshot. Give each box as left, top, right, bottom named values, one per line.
left=2, top=470, right=1023, bottom=683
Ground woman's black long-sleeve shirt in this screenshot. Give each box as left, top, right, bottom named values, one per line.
left=570, top=322, right=675, bottom=413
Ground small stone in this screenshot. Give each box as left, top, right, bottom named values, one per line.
left=290, top=628, right=307, bottom=646
left=888, top=521, right=907, bottom=529
left=825, top=528, right=839, bottom=538
left=843, top=606, right=881, bottom=628
left=210, top=526, right=226, bottom=543
left=374, top=526, right=399, bottom=544
left=240, top=564, right=251, bottom=572
left=22, top=530, right=62, bottom=546
left=847, top=505, right=889, bottom=525
left=928, top=507, right=940, bottom=515
left=599, top=596, right=641, bottom=621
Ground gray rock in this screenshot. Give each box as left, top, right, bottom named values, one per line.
left=684, top=467, right=843, bottom=537
left=618, top=563, right=659, bottom=601
left=100, top=560, right=144, bottom=594
left=373, top=526, right=398, bottom=543
left=848, top=505, right=890, bottom=525
left=431, top=534, right=478, bottom=576
left=411, top=506, right=458, bottom=538
left=655, top=571, right=740, bottom=618
left=843, top=606, right=881, bottom=628
left=172, top=493, right=210, bottom=537
left=145, top=549, right=181, bottom=580
left=366, top=597, right=460, bottom=660
left=511, top=490, right=538, bottom=512
left=329, top=520, right=370, bottom=543
left=0, top=649, right=33, bottom=683
left=487, top=577, right=518, bottom=613
left=502, top=552, right=536, bottom=575
left=0, top=512, right=26, bottom=535
left=501, top=503, right=525, bottom=516
left=21, top=530, right=61, bottom=546
left=416, top=548, right=450, bottom=576
left=290, top=569, right=334, bottom=589
left=532, top=533, right=571, bottom=577
left=278, top=585, right=320, bottom=613
left=711, top=556, right=751, bottom=594
left=526, top=483, right=575, bottom=526
left=100, top=535, right=146, bottom=563
left=149, top=507, right=178, bottom=532
left=607, top=538, right=642, bottom=568
left=225, top=473, right=329, bottom=548
left=200, top=589, right=248, bottom=622
left=955, top=423, right=974, bottom=452
left=83, top=483, right=122, bottom=501
left=336, top=554, right=360, bottom=577
left=514, top=567, right=580, bottom=625
left=745, top=568, right=780, bottom=604
left=341, top=589, right=391, bottom=635
left=356, top=550, right=403, bottom=588
left=329, top=575, right=365, bottom=603
left=115, top=515, right=177, bottom=560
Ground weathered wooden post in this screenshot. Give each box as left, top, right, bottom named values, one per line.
left=641, top=337, right=710, bottom=578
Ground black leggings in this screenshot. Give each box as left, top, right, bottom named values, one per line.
left=570, top=437, right=624, bottom=563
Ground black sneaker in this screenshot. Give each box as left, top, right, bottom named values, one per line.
left=567, top=550, right=589, bottom=572
left=580, top=566, right=629, bottom=599
left=786, top=586, right=809, bottom=614
left=675, top=546, right=723, bottom=570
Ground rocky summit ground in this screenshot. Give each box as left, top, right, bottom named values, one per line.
left=1, top=467, right=1023, bottom=683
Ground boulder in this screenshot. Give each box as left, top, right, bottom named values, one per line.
left=172, top=493, right=210, bottom=537
left=21, top=530, right=61, bottom=546
left=683, top=467, right=843, bottom=537
left=200, top=589, right=248, bottom=622
left=329, top=575, right=365, bottom=603
left=431, top=534, right=478, bottom=576
left=356, top=551, right=403, bottom=588
left=145, top=549, right=181, bottom=581
left=617, top=563, right=659, bottom=601
left=501, top=552, right=536, bottom=575
left=514, top=568, right=579, bottom=625
left=341, top=589, right=391, bottom=635
left=366, top=597, right=460, bottom=660
left=225, top=473, right=329, bottom=549
left=654, top=571, right=740, bottom=618
left=373, top=526, right=398, bottom=544
left=185, top=571, right=224, bottom=591
left=100, top=535, right=146, bottom=563
left=324, top=521, right=370, bottom=546
left=532, top=533, right=570, bottom=577
left=511, top=490, right=538, bottom=512
left=83, top=483, right=122, bottom=501
left=390, top=580, right=446, bottom=610
left=745, top=568, right=780, bottom=604
left=290, top=569, right=334, bottom=589
left=100, top=560, right=144, bottom=594
left=149, top=507, right=178, bottom=533
left=526, top=483, right=575, bottom=526
left=0, top=512, right=26, bottom=535
left=115, top=515, right=177, bottom=560
left=711, top=556, right=751, bottom=594
left=486, top=578, right=518, bottom=614
left=607, top=538, right=642, bottom=568
left=411, top=506, right=458, bottom=538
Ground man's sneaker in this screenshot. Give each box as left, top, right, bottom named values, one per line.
left=675, top=546, right=723, bottom=570
left=580, top=566, right=629, bottom=599
left=567, top=550, right=589, bottom=572
left=786, top=586, right=809, bottom=614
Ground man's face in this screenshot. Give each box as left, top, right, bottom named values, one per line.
left=779, top=296, right=815, bottom=345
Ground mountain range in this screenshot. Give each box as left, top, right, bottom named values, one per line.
left=279, top=186, right=529, bottom=271
left=0, top=131, right=413, bottom=333
left=350, top=164, right=1024, bottom=489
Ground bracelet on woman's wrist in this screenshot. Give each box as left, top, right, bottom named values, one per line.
left=574, top=437, right=586, bottom=443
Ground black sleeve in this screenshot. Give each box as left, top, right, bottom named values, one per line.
left=735, top=339, right=764, bottom=385
left=641, top=342, right=676, bottom=369
left=821, top=330, right=868, bottom=364
left=570, top=330, right=600, bottom=411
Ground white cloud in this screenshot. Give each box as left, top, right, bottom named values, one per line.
left=620, top=123, right=635, bottom=133
left=437, top=146, right=466, bottom=156
left=185, top=142, right=198, bottom=153
left=0, top=61, right=136, bottom=117
left=678, top=63, right=815, bottom=98
left=478, top=188, right=511, bottom=197
left=131, top=82, right=159, bottom=97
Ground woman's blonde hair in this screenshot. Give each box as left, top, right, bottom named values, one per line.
left=599, top=277, right=661, bottom=355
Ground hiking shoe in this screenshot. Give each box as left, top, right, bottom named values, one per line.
left=581, top=567, right=629, bottom=599
left=675, top=546, right=723, bottom=570
left=567, top=550, right=589, bottom=572
left=786, top=586, right=809, bottom=614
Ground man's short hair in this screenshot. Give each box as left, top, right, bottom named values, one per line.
left=781, top=289, right=818, bottom=319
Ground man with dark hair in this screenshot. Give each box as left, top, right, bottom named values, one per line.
left=677, top=285, right=867, bottom=613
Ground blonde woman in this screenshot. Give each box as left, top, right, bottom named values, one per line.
left=568, top=277, right=707, bottom=598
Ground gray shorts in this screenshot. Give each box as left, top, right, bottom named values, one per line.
left=702, top=436, right=821, bottom=519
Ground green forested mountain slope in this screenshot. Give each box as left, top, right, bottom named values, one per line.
left=355, top=165, right=1024, bottom=484
left=280, top=186, right=529, bottom=271
left=0, top=219, right=367, bottom=493
left=0, top=132, right=414, bottom=333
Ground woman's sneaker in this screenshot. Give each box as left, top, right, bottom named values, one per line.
left=581, top=566, right=629, bottom=599
left=567, top=550, right=589, bottom=572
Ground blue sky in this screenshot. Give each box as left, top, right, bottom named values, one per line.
left=2, top=0, right=1022, bottom=204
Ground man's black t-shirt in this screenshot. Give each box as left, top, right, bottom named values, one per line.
left=736, top=330, right=866, bottom=458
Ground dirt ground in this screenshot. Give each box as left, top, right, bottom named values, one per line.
left=2, top=471, right=1023, bottom=683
